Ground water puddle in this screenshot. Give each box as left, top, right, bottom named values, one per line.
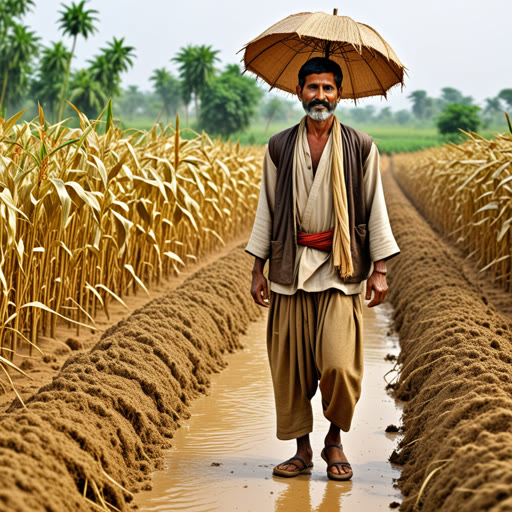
left=134, top=303, right=402, bottom=511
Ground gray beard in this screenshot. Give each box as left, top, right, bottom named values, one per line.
left=303, top=101, right=337, bottom=121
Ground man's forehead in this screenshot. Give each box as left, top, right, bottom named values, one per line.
left=302, top=72, right=337, bottom=86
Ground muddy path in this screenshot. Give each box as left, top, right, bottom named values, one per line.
left=4, top=152, right=511, bottom=512
left=0, top=234, right=251, bottom=413
left=134, top=304, right=402, bottom=512
left=0, top=245, right=260, bottom=511
left=382, top=161, right=512, bottom=512
left=0, top=232, right=404, bottom=511
left=0, top=235, right=403, bottom=512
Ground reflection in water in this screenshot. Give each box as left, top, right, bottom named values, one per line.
left=134, top=303, right=402, bottom=512
left=274, top=477, right=353, bottom=512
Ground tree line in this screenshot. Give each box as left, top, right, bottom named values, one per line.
left=0, top=1, right=510, bottom=139
left=0, top=1, right=264, bottom=136
left=407, top=88, right=512, bottom=123
left=115, top=82, right=512, bottom=140
left=0, top=0, right=137, bottom=121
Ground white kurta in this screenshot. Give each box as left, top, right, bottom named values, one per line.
left=245, top=124, right=399, bottom=296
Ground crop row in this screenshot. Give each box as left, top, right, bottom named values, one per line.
left=392, top=130, right=512, bottom=292
left=0, top=106, right=263, bottom=396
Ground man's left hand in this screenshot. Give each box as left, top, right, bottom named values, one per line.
left=365, top=270, right=388, bottom=307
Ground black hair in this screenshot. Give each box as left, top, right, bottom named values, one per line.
left=298, top=57, right=343, bottom=90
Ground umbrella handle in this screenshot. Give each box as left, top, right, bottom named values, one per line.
left=325, top=41, right=331, bottom=59
left=325, top=8, right=338, bottom=58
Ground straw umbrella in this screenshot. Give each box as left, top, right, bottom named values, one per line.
left=241, top=9, right=406, bottom=101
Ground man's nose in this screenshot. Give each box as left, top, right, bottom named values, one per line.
left=316, top=87, right=326, bottom=99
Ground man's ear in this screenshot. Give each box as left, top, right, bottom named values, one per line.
left=338, top=86, right=343, bottom=100
left=296, top=84, right=302, bottom=101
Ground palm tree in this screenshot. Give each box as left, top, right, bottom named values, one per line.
left=173, top=44, right=219, bottom=123
left=150, top=67, right=181, bottom=124
left=484, top=97, right=502, bottom=115
left=0, top=0, right=34, bottom=36
left=32, top=42, right=70, bottom=120
left=120, top=85, right=143, bottom=119
left=407, top=90, right=434, bottom=120
left=498, top=89, right=512, bottom=111
left=89, top=37, right=135, bottom=100
left=89, top=53, right=111, bottom=92
left=150, top=67, right=172, bottom=123
left=224, top=63, right=242, bottom=76
left=0, top=0, right=34, bottom=18
left=0, top=0, right=36, bottom=113
left=69, top=68, right=106, bottom=119
left=482, top=97, right=503, bottom=126
left=57, top=0, right=99, bottom=120
left=179, top=81, right=192, bottom=125
left=0, top=23, right=39, bottom=112
left=103, top=37, right=135, bottom=75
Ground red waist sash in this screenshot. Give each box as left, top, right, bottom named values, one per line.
left=297, top=229, right=334, bottom=252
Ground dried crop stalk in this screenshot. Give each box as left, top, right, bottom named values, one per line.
left=0, top=108, right=264, bottom=390
left=392, top=132, right=512, bottom=292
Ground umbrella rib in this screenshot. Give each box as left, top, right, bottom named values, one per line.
left=350, top=22, right=395, bottom=97
left=378, top=52, right=404, bottom=85
left=282, top=39, right=322, bottom=54
left=244, top=35, right=326, bottom=88
left=363, top=45, right=403, bottom=85
left=356, top=24, right=404, bottom=85
left=358, top=50, right=388, bottom=98
left=306, top=44, right=316, bottom=63
left=342, top=51, right=357, bottom=105
left=244, top=34, right=298, bottom=71
left=270, top=39, right=312, bottom=90
left=360, top=23, right=399, bottom=63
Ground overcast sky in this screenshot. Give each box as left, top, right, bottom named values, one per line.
left=25, top=0, right=511, bottom=111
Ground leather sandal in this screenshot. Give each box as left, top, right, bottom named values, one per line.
left=321, top=444, right=353, bottom=481
left=272, top=456, right=314, bottom=477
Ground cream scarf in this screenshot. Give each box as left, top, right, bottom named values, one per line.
left=295, top=115, right=353, bottom=279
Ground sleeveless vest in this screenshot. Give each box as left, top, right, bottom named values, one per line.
left=267, top=121, right=373, bottom=285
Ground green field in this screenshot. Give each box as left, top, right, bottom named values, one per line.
left=117, top=117, right=507, bottom=154
left=119, top=118, right=443, bottom=154
left=230, top=122, right=441, bottom=154
left=357, top=125, right=441, bottom=154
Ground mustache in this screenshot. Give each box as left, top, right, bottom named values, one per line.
left=307, top=99, right=332, bottom=109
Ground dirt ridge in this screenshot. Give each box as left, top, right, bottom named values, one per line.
left=0, top=247, right=259, bottom=511
left=383, top=164, right=512, bottom=512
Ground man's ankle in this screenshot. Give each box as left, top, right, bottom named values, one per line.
left=324, top=434, right=341, bottom=446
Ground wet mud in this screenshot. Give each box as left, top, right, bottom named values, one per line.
left=0, top=247, right=260, bottom=512
left=382, top=162, right=512, bottom=512
left=134, top=303, right=402, bottom=512
left=4, top=154, right=511, bottom=512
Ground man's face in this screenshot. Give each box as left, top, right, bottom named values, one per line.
left=296, top=73, right=342, bottom=121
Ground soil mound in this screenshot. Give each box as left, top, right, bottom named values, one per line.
left=0, top=247, right=259, bottom=511
left=382, top=163, right=512, bottom=512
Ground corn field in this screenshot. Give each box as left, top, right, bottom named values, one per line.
left=391, top=130, right=512, bottom=292
left=0, top=106, right=264, bottom=394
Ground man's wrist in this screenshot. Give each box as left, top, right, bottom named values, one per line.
left=373, top=260, right=387, bottom=274
left=252, top=257, right=267, bottom=275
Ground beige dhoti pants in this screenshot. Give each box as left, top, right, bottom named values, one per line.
left=267, top=289, right=363, bottom=440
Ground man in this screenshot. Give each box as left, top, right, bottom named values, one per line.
left=245, top=57, right=399, bottom=481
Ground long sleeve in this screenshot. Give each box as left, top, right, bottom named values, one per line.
left=245, top=148, right=277, bottom=260
left=364, top=143, right=400, bottom=262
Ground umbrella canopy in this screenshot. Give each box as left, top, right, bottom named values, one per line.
left=241, top=10, right=406, bottom=101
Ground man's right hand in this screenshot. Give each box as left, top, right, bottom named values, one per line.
left=251, top=257, right=269, bottom=308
